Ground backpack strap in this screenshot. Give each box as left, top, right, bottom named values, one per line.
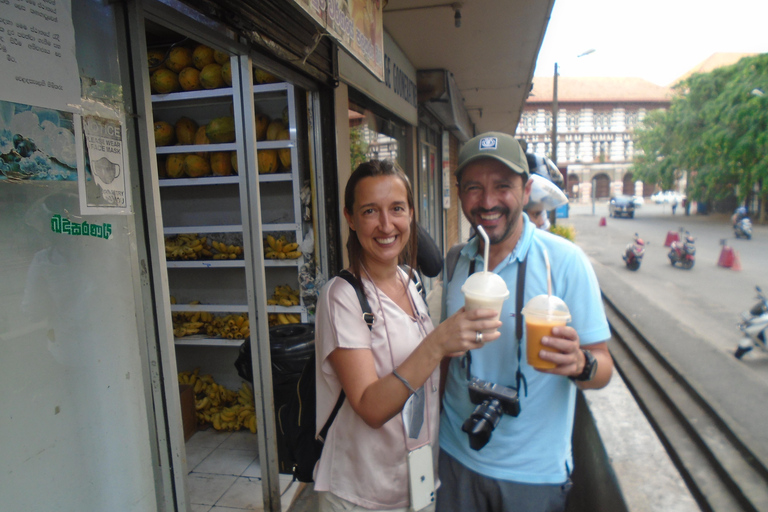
left=318, top=270, right=375, bottom=442
left=445, top=242, right=468, bottom=284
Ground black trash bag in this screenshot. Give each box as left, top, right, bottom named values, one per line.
left=234, top=324, right=316, bottom=384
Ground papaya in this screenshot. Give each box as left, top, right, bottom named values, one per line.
left=192, top=45, right=216, bottom=70
left=214, top=50, right=230, bottom=65
left=266, top=120, right=285, bottom=141
left=277, top=128, right=290, bottom=141
left=194, top=125, right=210, bottom=145
left=183, top=154, right=212, bottom=178
left=278, top=147, right=291, bottom=169
left=153, top=121, right=175, bottom=147
left=166, top=153, right=188, bottom=178
left=221, top=61, right=232, bottom=86
left=255, top=113, right=270, bottom=141
left=200, top=63, right=225, bottom=89
left=175, top=117, right=198, bottom=145
left=230, top=151, right=238, bottom=173
left=165, top=46, right=194, bottom=73
left=210, top=151, right=234, bottom=176
left=148, top=49, right=167, bottom=72
left=257, top=150, right=279, bottom=174
left=150, top=68, right=180, bottom=94
left=254, top=67, right=279, bottom=84
left=206, top=117, right=236, bottom=143
left=178, top=67, right=202, bottom=91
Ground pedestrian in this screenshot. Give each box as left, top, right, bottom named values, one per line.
left=314, top=159, right=501, bottom=511
left=671, top=197, right=678, bottom=215
left=436, top=132, right=614, bottom=512
left=523, top=173, right=568, bottom=230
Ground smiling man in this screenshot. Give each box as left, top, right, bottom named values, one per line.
left=437, top=132, right=614, bottom=512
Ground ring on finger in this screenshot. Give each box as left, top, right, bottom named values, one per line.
left=475, top=331, right=483, bottom=344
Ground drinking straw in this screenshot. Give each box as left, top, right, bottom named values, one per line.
left=543, top=248, right=552, bottom=300
left=476, top=225, right=490, bottom=273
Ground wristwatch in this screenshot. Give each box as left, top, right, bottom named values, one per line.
left=570, top=349, right=597, bottom=382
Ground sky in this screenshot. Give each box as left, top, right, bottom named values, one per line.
left=534, top=0, right=768, bottom=86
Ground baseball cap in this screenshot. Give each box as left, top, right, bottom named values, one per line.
left=455, top=132, right=529, bottom=180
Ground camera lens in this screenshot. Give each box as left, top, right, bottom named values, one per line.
left=461, top=399, right=503, bottom=451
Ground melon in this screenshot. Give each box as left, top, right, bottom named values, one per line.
left=214, top=50, right=230, bottom=65
left=254, top=67, right=279, bottom=84
left=278, top=147, right=291, bottom=169
left=200, top=63, right=224, bottom=89
left=166, top=153, right=188, bottom=178
left=175, top=117, right=198, bottom=145
left=257, top=149, right=278, bottom=174
left=166, top=46, right=193, bottom=73
left=183, top=154, right=212, bottom=178
left=210, top=151, right=234, bottom=176
left=178, top=67, right=201, bottom=91
left=255, top=113, right=270, bottom=141
left=154, top=121, right=175, bottom=147
left=193, top=45, right=216, bottom=70
left=221, top=61, right=232, bottom=86
left=150, top=68, right=180, bottom=94
left=206, top=117, right=236, bottom=143
left=266, top=120, right=285, bottom=141
left=147, top=49, right=167, bottom=72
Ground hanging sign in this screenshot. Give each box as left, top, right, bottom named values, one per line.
left=292, top=0, right=384, bottom=81
left=77, top=114, right=131, bottom=214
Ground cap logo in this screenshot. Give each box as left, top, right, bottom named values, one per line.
left=479, top=136, right=498, bottom=150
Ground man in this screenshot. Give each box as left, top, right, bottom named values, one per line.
left=437, top=132, right=613, bottom=512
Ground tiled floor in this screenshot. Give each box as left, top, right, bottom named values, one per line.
left=185, top=427, right=299, bottom=511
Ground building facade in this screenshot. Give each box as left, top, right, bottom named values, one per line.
left=516, top=77, right=671, bottom=202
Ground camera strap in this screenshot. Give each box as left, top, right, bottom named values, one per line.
left=465, top=255, right=528, bottom=397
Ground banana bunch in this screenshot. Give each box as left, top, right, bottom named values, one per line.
left=183, top=371, right=258, bottom=433
left=165, top=234, right=214, bottom=260
left=171, top=299, right=249, bottom=339
left=267, top=284, right=301, bottom=307
left=265, top=234, right=302, bottom=259
left=210, top=239, right=243, bottom=260
left=268, top=312, right=301, bottom=326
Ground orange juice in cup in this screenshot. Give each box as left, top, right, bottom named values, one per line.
left=522, top=294, right=571, bottom=370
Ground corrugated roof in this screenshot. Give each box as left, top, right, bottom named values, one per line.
left=671, top=52, right=758, bottom=85
left=527, top=76, right=672, bottom=104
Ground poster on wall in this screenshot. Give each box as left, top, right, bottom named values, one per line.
left=0, top=100, right=78, bottom=182
left=0, top=0, right=80, bottom=112
left=291, top=0, right=384, bottom=81
left=76, top=114, right=131, bottom=214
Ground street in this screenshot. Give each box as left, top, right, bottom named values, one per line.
left=559, top=201, right=768, bottom=461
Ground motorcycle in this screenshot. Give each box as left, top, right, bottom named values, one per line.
left=734, top=218, right=752, bottom=240
left=668, top=231, right=696, bottom=269
left=734, top=286, right=768, bottom=359
left=622, top=233, right=645, bottom=271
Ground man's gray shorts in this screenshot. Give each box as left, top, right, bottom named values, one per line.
left=435, top=449, right=572, bottom=512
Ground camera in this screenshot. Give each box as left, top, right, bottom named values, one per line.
left=461, top=377, right=520, bottom=451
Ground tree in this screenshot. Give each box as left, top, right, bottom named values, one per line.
left=632, top=54, right=768, bottom=221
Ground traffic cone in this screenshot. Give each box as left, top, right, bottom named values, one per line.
left=664, top=231, right=680, bottom=247
left=717, top=245, right=734, bottom=268
left=599, top=217, right=606, bottom=227
left=731, top=251, right=742, bottom=271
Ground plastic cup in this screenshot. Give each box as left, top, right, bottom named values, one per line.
left=462, top=272, right=510, bottom=334
left=522, top=295, right=571, bottom=369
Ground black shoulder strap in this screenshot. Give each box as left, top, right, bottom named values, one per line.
left=318, top=270, right=375, bottom=442
left=445, top=243, right=468, bottom=284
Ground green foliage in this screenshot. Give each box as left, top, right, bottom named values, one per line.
left=548, top=224, right=575, bottom=242
left=350, top=126, right=369, bottom=170
left=631, top=54, right=768, bottom=217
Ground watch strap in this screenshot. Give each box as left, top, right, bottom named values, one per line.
left=571, top=349, right=597, bottom=382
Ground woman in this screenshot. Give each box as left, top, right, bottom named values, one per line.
left=314, top=160, right=502, bottom=511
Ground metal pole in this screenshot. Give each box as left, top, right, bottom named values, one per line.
left=552, top=62, right=558, bottom=165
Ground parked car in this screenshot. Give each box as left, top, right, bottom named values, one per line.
left=632, top=196, right=645, bottom=207
left=609, top=195, right=636, bottom=218
left=651, top=191, right=685, bottom=204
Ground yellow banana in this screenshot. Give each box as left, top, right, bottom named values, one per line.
left=275, top=239, right=283, bottom=252
left=278, top=297, right=293, bottom=307
left=266, top=235, right=277, bottom=251
left=282, top=242, right=299, bottom=253
left=277, top=313, right=291, bottom=325
left=284, top=250, right=301, bottom=259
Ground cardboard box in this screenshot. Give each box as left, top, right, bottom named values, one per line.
left=179, top=384, right=197, bottom=441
